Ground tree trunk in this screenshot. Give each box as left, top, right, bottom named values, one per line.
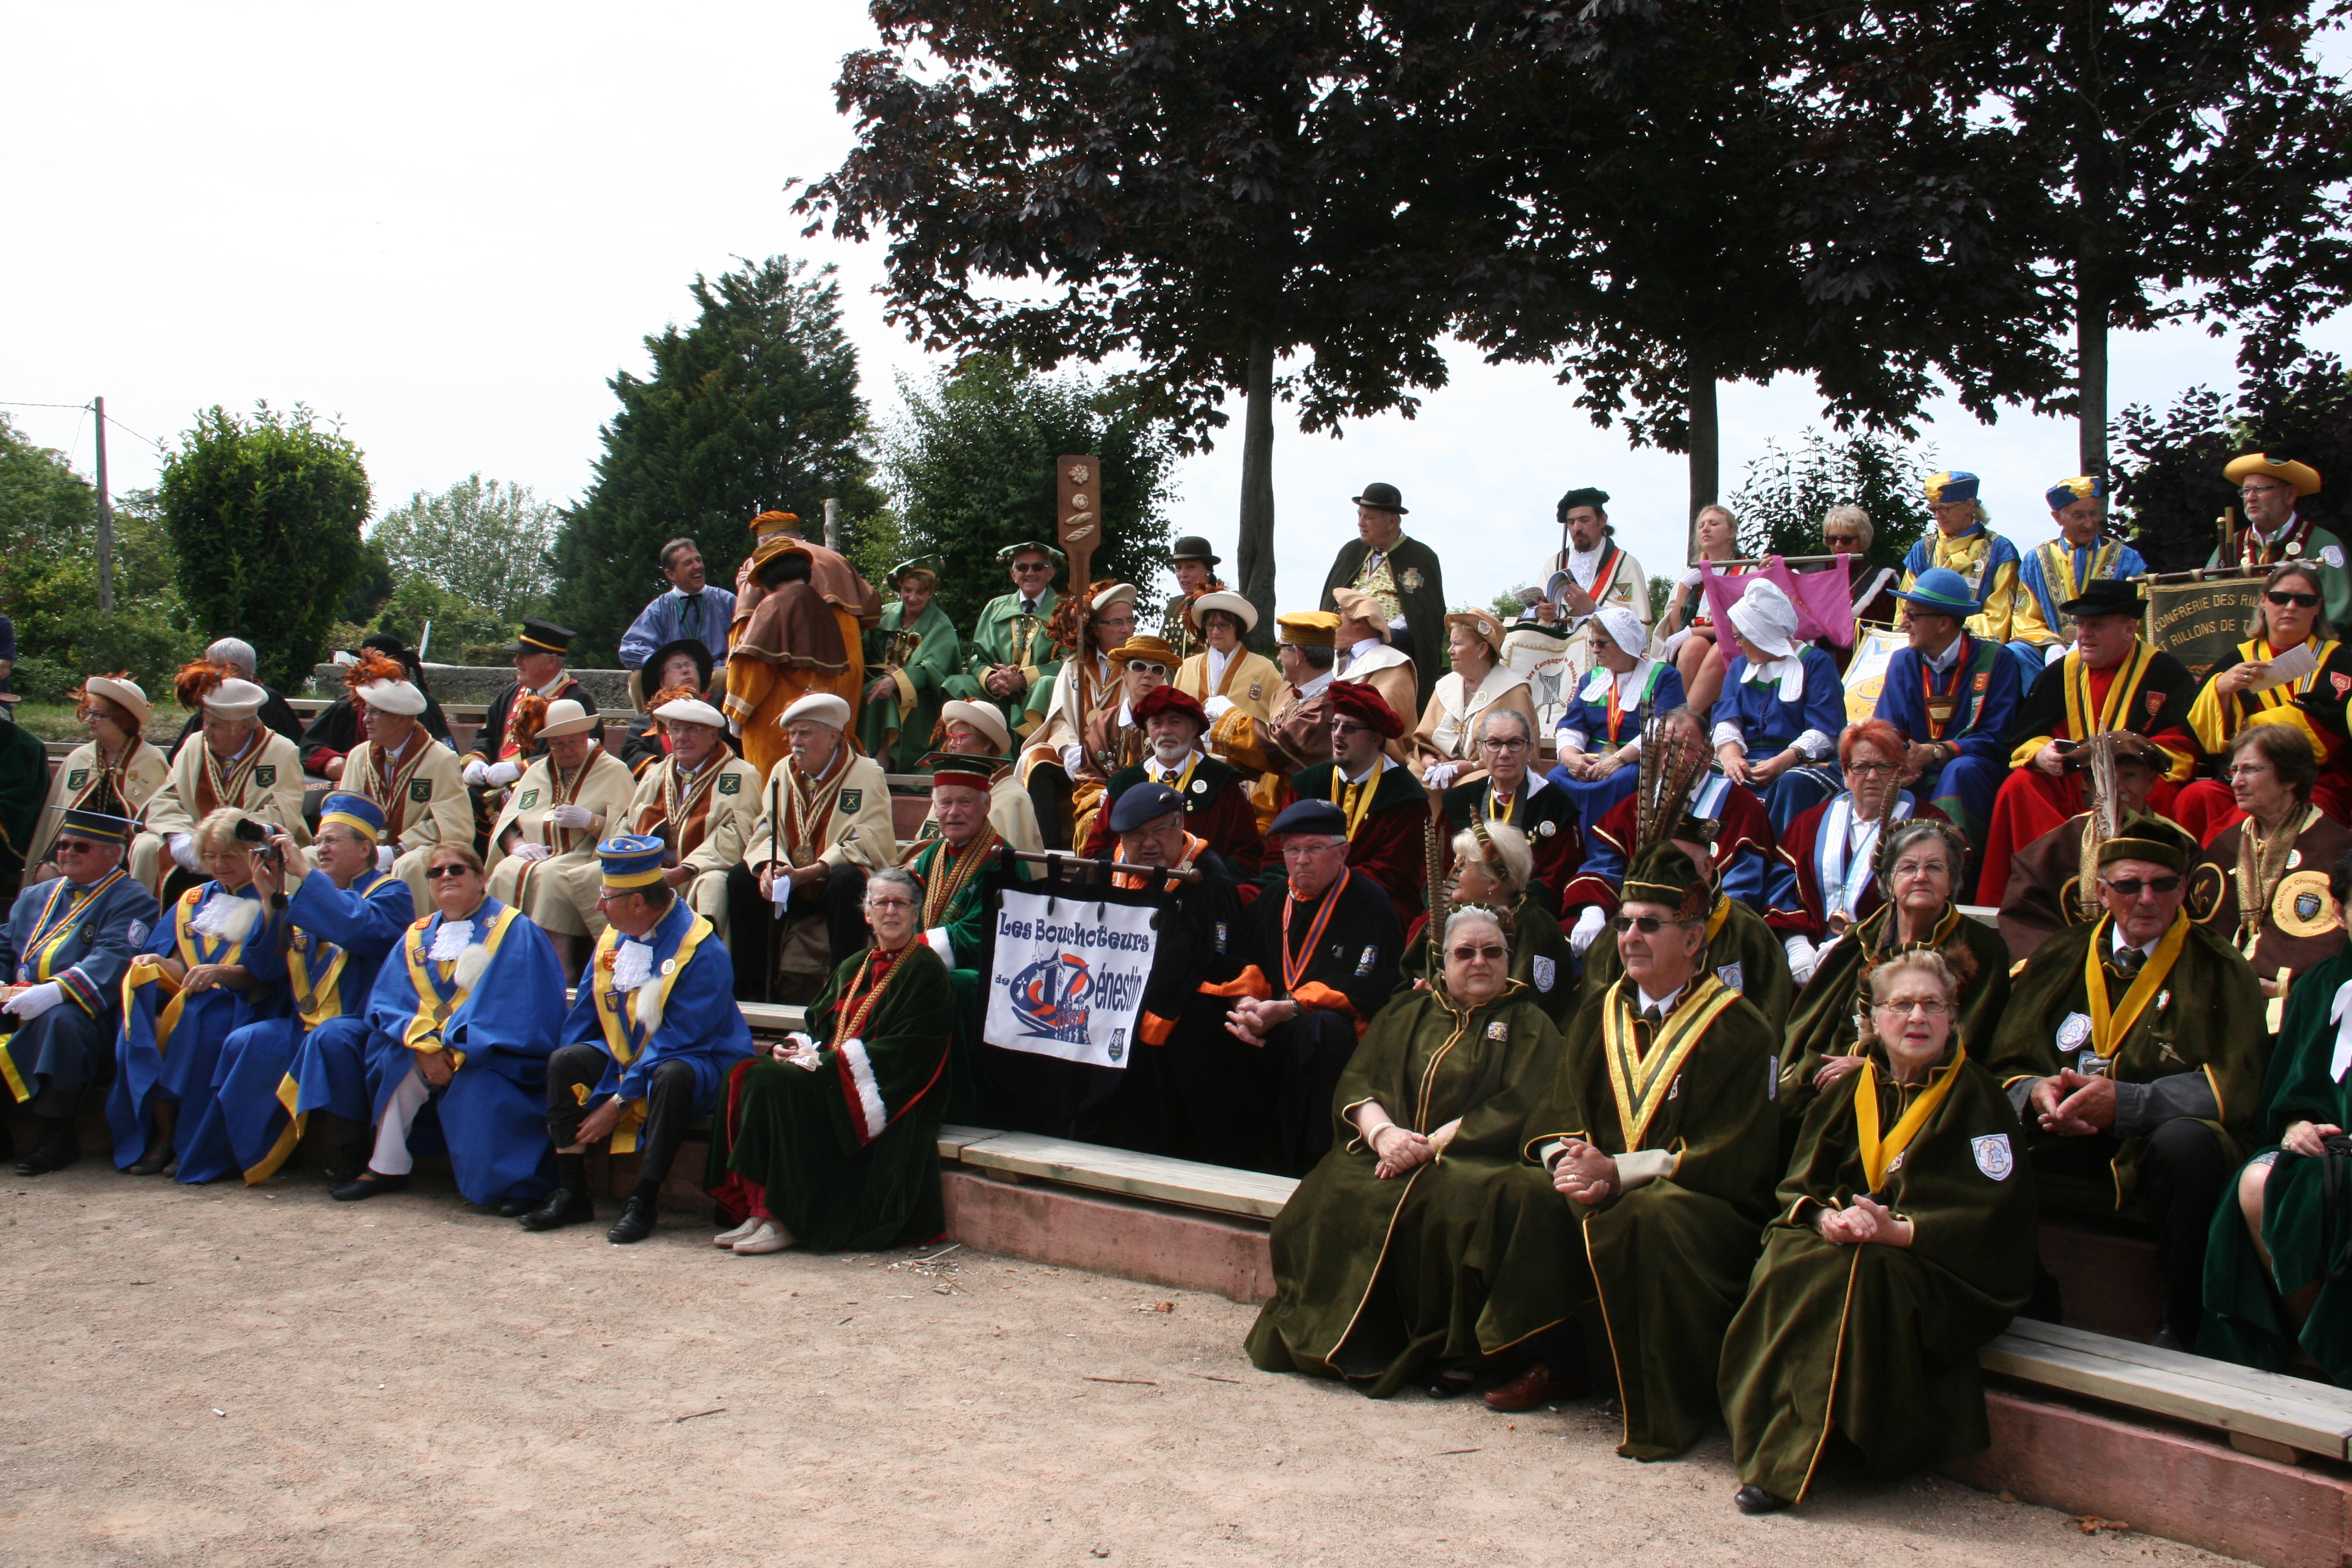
left=1687, top=356, right=1719, bottom=563
left=2071, top=12, right=2111, bottom=480
left=1235, top=333, right=1278, bottom=652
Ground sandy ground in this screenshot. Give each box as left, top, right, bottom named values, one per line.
left=0, top=1164, right=2249, bottom=1568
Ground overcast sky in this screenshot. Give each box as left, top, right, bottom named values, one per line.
left=7, top=1, right=2348, bottom=618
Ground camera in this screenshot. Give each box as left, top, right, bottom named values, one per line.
left=233, top=817, right=278, bottom=863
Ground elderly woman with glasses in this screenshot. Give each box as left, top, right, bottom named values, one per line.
left=708, top=866, right=956, bottom=1255
left=1247, top=906, right=1569, bottom=1398
left=1440, top=708, right=1579, bottom=912
left=1719, top=949, right=2036, bottom=1514
left=1399, top=822, right=1575, bottom=1025
left=1780, top=819, right=2010, bottom=1130
left=28, top=675, right=169, bottom=879
left=1765, top=720, right=1951, bottom=988
left=2178, top=561, right=2352, bottom=840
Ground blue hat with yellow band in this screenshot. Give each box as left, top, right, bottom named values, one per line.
left=1924, top=470, right=1979, bottom=505
left=2046, top=475, right=2106, bottom=511
left=56, top=808, right=135, bottom=844
left=1896, top=567, right=1979, bottom=617
left=596, top=834, right=668, bottom=889
left=318, top=792, right=385, bottom=844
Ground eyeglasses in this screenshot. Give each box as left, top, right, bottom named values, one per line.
left=2227, top=762, right=2275, bottom=779
left=1448, top=944, right=1507, bottom=962
left=1845, top=761, right=1898, bottom=777
left=1010, top=561, right=1051, bottom=573
left=1610, top=914, right=1696, bottom=934
left=2100, top=875, right=2181, bottom=898
left=2266, top=590, right=2320, bottom=609
left=1890, top=858, right=1949, bottom=879
left=2241, top=482, right=2291, bottom=497
left=1481, top=737, right=1530, bottom=752
left=867, top=896, right=915, bottom=912
left=423, top=864, right=472, bottom=880
left=1330, top=720, right=1372, bottom=737
left=1126, top=662, right=1169, bottom=677
left=1873, top=999, right=1952, bottom=1018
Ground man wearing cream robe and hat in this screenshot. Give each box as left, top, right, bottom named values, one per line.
left=336, top=664, right=472, bottom=903
left=486, top=698, right=639, bottom=979
left=134, top=664, right=309, bottom=900
left=618, top=693, right=764, bottom=939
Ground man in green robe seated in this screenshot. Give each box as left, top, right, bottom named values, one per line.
left=943, top=541, right=1064, bottom=740
left=1472, top=843, right=1783, bottom=1448
left=706, top=866, right=956, bottom=1255
left=2202, top=846, right=2352, bottom=1380
left=858, top=556, right=961, bottom=772
left=904, top=752, right=1011, bottom=1122
left=1989, top=811, right=2269, bottom=1347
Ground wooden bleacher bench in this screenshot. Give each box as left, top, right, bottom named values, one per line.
left=942, top=1128, right=1296, bottom=1221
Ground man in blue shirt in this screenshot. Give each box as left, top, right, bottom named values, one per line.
left=618, top=537, right=737, bottom=675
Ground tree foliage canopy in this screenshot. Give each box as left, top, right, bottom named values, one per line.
left=1729, top=430, right=1935, bottom=571
left=155, top=402, right=370, bottom=690
left=875, top=354, right=1179, bottom=636
left=550, top=256, right=883, bottom=666
left=374, top=474, right=559, bottom=623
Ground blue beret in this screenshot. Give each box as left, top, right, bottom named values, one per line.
left=2045, top=475, right=2106, bottom=511
left=1924, top=470, right=1979, bottom=505
left=1269, top=799, right=1350, bottom=838
left=1109, top=782, right=1186, bottom=834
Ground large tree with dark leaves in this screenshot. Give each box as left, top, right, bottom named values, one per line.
left=550, top=257, right=883, bottom=665
left=1979, top=0, right=2352, bottom=477
left=795, top=0, right=1471, bottom=639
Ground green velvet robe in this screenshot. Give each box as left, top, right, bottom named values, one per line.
left=1583, top=890, right=1794, bottom=1033
left=1397, top=897, right=1577, bottom=1026
left=1244, top=984, right=1567, bottom=1397
left=708, top=942, right=955, bottom=1252
left=1779, top=904, right=2013, bottom=1128
left=1987, top=912, right=2267, bottom=1218
left=1719, top=1042, right=2036, bottom=1501
left=858, top=599, right=961, bottom=772
left=2202, top=940, right=2352, bottom=1380
left=1481, top=975, right=1784, bottom=1459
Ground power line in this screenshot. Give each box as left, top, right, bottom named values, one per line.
left=0, top=400, right=93, bottom=411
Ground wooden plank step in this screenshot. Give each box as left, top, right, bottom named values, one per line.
left=1984, top=1318, right=2352, bottom=1459
left=952, top=1129, right=1297, bottom=1221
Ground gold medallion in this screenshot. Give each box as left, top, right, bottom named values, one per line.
left=2272, top=869, right=2339, bottom=938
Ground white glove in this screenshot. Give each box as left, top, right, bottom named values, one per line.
left=375, top=846, right=396, bottom=872
left=1421, top=762, right=1463, bottom=791
left=483, top=758, right=523, bottom=787
left=1060, top=742, right=1085, bottom=778
left=1661, top=627, right=1693, bottom=659
left=1202, top=694, right=1236, bottom=722
left=168, top=832, right=201, bottom=874
left=1784, top=935, right=1820, bottom=987
left=462, top=758, right=492, bottom=787
left=782, top=1031, right=820, bottom=1070
left=1569, top=906, right=1606, bottom=957
left=5, top=981, right=64, bottom=1019
left=546, top=803, right=596, bottom=829
left=512, top=842, right=553, bottom=863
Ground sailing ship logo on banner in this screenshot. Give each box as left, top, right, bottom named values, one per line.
left=1006, top=952, right=1095, bottom=1045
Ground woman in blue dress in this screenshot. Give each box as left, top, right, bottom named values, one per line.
left=111, top=809, right=283, bottom=1178
left=1550, top=604, right=1685, bottom=825
left=1711, top=579, right=1848, bottom=835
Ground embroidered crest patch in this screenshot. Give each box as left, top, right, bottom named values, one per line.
left=519, top=789, right=541, bottom=810
left=2143, top=692, right=2164, bottom=719
left=2327, top=545, right=2346, bottom=569
left=253, top=765, right=276, bottom=787
left=2057, top=1012, right=2092, bottom=1051
left=1972, top=671, right=1989, bottom=693
left=1400, top=567, right=1424, bottom=592
left=1486, top=1019, right=1508, bottom=1041
left=1716, top=961, right=1744, bottom=992
left=65, top=769, right=87, bottom=790
left=1214, top=920, right=1229, bottom=955
left=1973, top=1134, right=2014, bottom=1180
left=1537, top=820, right=1557, bottom=838
left=2335, top=672, right=2352, bottom=701
left=1532, top=955, right=1557, bottom=993
left=408, top=780, right=433, bottom=802
left=838, top=788, right=862, bottom=812
left=1248, top=683, right=1263, bottom=701
left=718, top=773, right=741, bottom=795
left=126, top=920, right=149, bottom=947
left=1355, top=945, right=1379, bottom=976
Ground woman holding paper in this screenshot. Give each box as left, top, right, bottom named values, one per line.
left=2178, top=561, right=2352, bottom=840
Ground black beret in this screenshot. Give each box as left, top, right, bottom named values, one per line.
left=1109, top=782, right=1186, bottom=835
left=1556, top=488, right=1611, bottom=521
left=1269, top=799, right=1350, bottom=838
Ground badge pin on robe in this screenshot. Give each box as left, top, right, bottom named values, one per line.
left=1486, top=1019, right=1508, bottom=1041
left=1354, top=946, right=1379, bottom=976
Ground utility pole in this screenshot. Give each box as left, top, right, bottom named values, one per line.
left=823, top=497, right=841, bottom=552
left=93, top=395, right=114, bottom=616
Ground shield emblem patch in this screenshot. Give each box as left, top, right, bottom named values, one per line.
left=519, top=789, right=540, bottom=810
left=2143, top=692, right=2164, bottom=719
left=717, top=774, right=740, bottom=795
left=1972, top=1134, right=2014, bottom=1180
left=254, top=765, right=276, bottom=787
left=1716, top=961, right=1744, bottom=992
left=409, top=780, right=433, bottom=802
left=1532, top=955, right=1557, bottom=993
left=66, top=769, right=88, bottom=791
left=2334, top=673, right=2352, bottom=700
left=1355, top=946, right=1379, bottom=976
left=839, top=788, right=862, bottom=812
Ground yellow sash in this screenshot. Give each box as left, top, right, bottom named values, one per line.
left=2082, top=912, right=2189, bottom=1065
left=400, top=906, right=521, bottom=1054
left=2060, top=639, right=2155, bottom=740
left=1853, top=1044, right=1968, bottom=1194
left=1331, top=765, right=1380, bottom=839
left=1601, top=975, right=1741, bottom=1149
left=25, top=867, right=126, bottom=981
left=581, top=913, right=714, bottom=1153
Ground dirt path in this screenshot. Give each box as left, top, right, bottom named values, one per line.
left=0, top=1166, right=2246, bottom=1567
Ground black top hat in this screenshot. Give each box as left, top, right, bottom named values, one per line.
left=511, top=618, right=578, bottom=658
left=1351, top=482, right=1408, bottom=515
left=639, top=638, right=714, bottom=694
left=1169, top=536, right=1221, bottom=566
left=2057, top=580, right=2146, bottom=619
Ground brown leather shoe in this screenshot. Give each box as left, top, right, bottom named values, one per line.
left=1482, top=1362, right=1584, bottom=1411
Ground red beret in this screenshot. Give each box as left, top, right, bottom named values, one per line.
left=1327, top=679, right=1404, bottom=739
left=1132, top=684, right=1207, bottom=730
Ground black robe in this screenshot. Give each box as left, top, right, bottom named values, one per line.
left=1321, top=536, right=1446, bottom=710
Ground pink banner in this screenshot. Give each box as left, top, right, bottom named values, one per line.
left=1699, top=555, right=1858, bottom=650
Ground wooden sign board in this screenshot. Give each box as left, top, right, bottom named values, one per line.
left=2144, top=573, right=2264, bottom=681
left=1057, top=454, right=1102, bottom=588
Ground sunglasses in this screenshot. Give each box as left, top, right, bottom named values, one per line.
left=2100, top=875, right=2181, bottom=898
left=1448, top=944, right=1507, bottom=962
left=2266, top=590, right=2321, bottom=609
left=1011, top=562, right=1051, bottom=572
left=1126, top=662, right=1169, bottom=677
left=1610, top=915, right=1693, bottom=935
left=423, top=864, right=474, bottom=880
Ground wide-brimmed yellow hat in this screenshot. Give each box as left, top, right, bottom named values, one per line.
left=2224, top=454, right=2321, bottom=497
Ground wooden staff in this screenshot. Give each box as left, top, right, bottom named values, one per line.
left=1013, top=849, right=1203, bottom=884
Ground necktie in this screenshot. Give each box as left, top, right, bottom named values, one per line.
left=1020, top=599, right=1037, bottom=617
left=680, top=593, right=702, bottom=643
left=2113, top=945, right=2146, bottom=980
left=1635, top=1004, right=1665, bottom=1056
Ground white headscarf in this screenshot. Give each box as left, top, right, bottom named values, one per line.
left=1593, top=605, right=1646, bottom=658
left=1728, top=580, right=1801, bottom=660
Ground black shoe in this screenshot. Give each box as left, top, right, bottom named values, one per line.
left=124, top=1145, right=173, bottom=1177
left=494, top=1197, right=539, bottom=1218
left=15, top=1129, right=77, bottom=1177
left=319, top=1146, right=365, bottom=1185
left=1734, top=1485, right=1791, bottom=1515
left=332, top=1171, right=409, bottom=1202
left=520, top=1187, right=595, bottom=1232
left=606, top=1195, right=658, bottom=1245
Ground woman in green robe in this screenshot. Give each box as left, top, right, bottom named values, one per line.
left=2203, top=850, right=2352, bottom=1380
left=1246, top=907, right=1568, bottom=1397
left=859, top=558, right=962, bottom=773
left=1397, top=822, right=1576, bottom=1025
left=1719, top=949, right=2037, bottom=1513
left=1780, top=820, right=2010, bottom=1130
left=707, top=866, right=955, bottom=1253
